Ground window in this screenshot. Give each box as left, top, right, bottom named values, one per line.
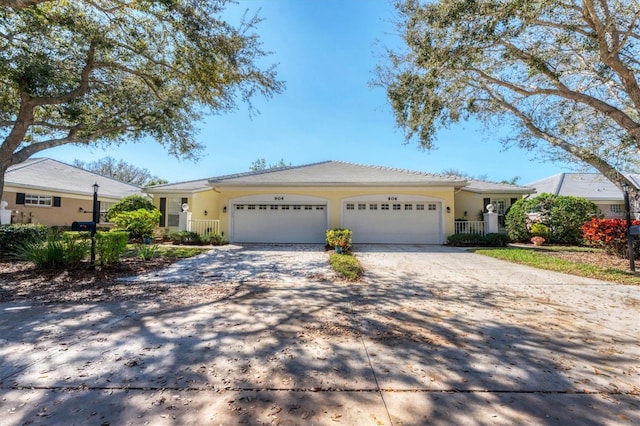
left=236, top=204, right=245, bottom=210
left=369, top=204, right=378, bottom=210
left=167, top=198, right=182, bottom=226
left=393, top=204, right=401, bottom=210
left=416, top=204, right=425, bottom=210
left=281, top=205, right=290, bottom=210
left=304, top=205, right=313, bottom=210
left=270, top=205, right=278, bottom=210
left=610, top=204, right=623, bottom=214
left=247, top=204, right=256, bottom=210
left=428, top=204, right=437, bottom=211
left=316, top=206, right=325, bottom=210
left=404, top=204, right=413, bottom=210
left=100, top=201, right=114, bottom=222
left=381, top=204, right=389, bottom=210
left=24, top=194, right=53, bottom=206
left=358, top=203, right=366, bottom=210
left=346, top=203, right=355, bottom=210
left=259, top=205, right=267, bottom=210
left=293, top=205, right=301, bottom=210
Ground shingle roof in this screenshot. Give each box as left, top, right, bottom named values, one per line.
left=144, top=178, right=211, bottom=193
left=461, top=180, right=534, bottom=194
left=526, top=173, right=640, bottom=201
left=6, top=158, right=141, bottom=199
left=208, top=161, right=468, bottom=187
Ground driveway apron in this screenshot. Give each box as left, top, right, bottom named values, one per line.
left=0, top=243, right=638, bottom=425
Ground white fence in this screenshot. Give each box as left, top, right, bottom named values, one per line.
left=188, top=219, right=220, bottom=236
left=454, top=220, right=485, bottom=236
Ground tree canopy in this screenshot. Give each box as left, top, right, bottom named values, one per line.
left=0, top=0, right=283, bottom=200
left=379, top=0, right=640, bottom=198
left=73, top=157, right=163, bottom=187
left=249, top=158, right=290, bottom=172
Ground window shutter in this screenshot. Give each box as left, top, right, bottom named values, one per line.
left=159, top=197, right=166, bottom=227
left=53, top=196, right=61, bottom=207
left=483, top=198, right=491, bottom=212
left=16, top=193, right=25, bottom=205
left=181, top=197, right=188, bottom=205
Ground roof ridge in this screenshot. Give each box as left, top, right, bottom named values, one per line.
left=332, top=160, right=460, bottom=180
left=553, top=173, right=566, bottom=195
left=145, top=177, right=211, bottom=188
left=209, top=160, right=333, bottom=182
left=9, top=157, right=140, bottom=189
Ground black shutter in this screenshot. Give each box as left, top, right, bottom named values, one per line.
left=483, top=198, right=491, bottom=212
left=95, top=201, right=101, bottom=223
left=16, top=193, right=25, bottom=205
left=181, top=197, right=188, bottom=205
left=159, top=197, right=166, bottom=227
left=53, top=196, right=61, bottom=207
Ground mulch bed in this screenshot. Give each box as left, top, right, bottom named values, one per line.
left=0, top=257, right=230, bottom=305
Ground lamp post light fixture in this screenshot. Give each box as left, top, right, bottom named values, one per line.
left=91, top=183, right=99, bottom=265
left=622, top=182, right=635, bottom=272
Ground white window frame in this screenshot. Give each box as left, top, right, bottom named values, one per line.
left=24, top=194, right=53, bottom=207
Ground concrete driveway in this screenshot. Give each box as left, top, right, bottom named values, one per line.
left=0, top=244, right=638, bottom=425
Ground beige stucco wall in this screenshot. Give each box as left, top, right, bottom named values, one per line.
left=3, top=187, right=118, bottom=227
left=214, top=185, right=457, bottom=238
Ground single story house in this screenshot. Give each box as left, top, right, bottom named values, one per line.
left=526, top=173, right=640, bottom=219
left=145, top=161, right=534, bottom=244
left=2, top=158, right=142, bottom=226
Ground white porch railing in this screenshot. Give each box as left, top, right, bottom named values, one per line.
left=454, top=220, right=485, bottom=236
left=188, top=219, right=220, bottom=236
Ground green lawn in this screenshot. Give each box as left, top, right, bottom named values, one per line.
left=471, top=246, right=640, bottom=286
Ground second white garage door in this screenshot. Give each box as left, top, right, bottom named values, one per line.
left=342, top=199, right=443, bottom=244
left=231, top=202, right=328, bottom=243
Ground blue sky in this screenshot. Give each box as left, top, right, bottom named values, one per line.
left=44, top=0, right=578, bottom=185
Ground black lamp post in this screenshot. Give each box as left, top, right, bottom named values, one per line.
left=622, top=182, right=635, bottom=272
left=91, top=183, right=99, bottom=264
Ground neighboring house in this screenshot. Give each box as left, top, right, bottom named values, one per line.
left=145, top=161, right=533, bottom=244
left=526, top=173, right=640, bottom=219
left=2, top=158, right=142, bottom=226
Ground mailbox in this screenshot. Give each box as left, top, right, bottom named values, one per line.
left=630, top=225, right=640, bottom=236
left=71, top=221, right=96, bottom=232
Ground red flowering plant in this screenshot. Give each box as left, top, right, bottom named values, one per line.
left=582, top=218, right=640, bottom=258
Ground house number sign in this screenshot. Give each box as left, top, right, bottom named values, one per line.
left=388, top=196, right=398, bottom=201
left=274, top=196, right=284, bottom=201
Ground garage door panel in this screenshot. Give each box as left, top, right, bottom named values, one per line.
left=232, top=204, right=327, bottom=243
left=343, top=201, right=441, bottom=244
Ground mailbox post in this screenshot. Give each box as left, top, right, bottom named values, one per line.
left=91, top=183, right=99, bottom=265
left=622, top=183, right=635, bottom=272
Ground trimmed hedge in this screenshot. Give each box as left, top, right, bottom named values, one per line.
left=448, top=233, right=510, bottom=247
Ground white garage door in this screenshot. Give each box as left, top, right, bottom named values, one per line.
left=342, top=201, right=442, bottom=244
left=231, top=203, right=328, bottom=243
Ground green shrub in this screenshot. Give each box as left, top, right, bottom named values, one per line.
left=483, top=233, right=511, bottom=247
left=106, top=195, right=156, bottom=221
left=95, top=231, right=129, bottom=265
left=203, top=232, right=228, bottom=246
left=19, top=234, right=90, bottom=268
left=168, top=231, right=202, bottom=245
left=329, top=252, right=362, bottom=280
left=530, top=223, right=550, bottom=237
left=506, top=194, right=600, bottom=244
left=136, top=243, right=160, bottom=261
left=111, top=208, right=162, bottom=241
left=0, top=224, right=48, bottom=259
left=326, top=228, right=352, bottom=251
left=447, top=232, right=510, bottom=247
